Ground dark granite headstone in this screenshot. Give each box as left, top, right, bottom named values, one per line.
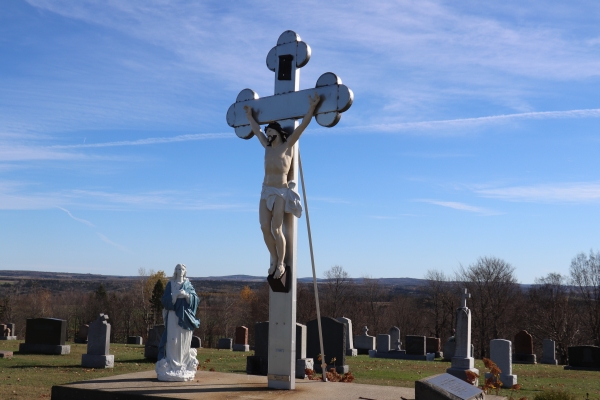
left=25, top=318, right=66, bottom=345
left=20, top=318, right=70, bottom=355
left=217, top=338, right=233, bottom=350
left=565, top=346, right=600, bottom=370
left=144, top=325, right=165, bottom=360
left=513, top=330, right=536, bottom=364
left=191, top=336, right=201, bottom=348
left=254, top=322, right=269, bottom=356
left=306, top=317, right=348, bottom=374
left=246, top=321, right=306, bottom=375
left=406, top=335, right=426, bottom=356
left=127, top=336, right=143, bottom=345
left=247, top=321, right=269, bottom=375
left=74, top=324, right=89, bottom=344
left=235, top=326, right=248, bottom=345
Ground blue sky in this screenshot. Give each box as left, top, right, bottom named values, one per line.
left=1, top=0, right=599, bottom=283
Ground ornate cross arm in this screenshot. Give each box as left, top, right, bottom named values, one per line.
left=226, top=73, right=354, bottom=139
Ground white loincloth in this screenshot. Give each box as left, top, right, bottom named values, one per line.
left=261, top=181, right=303, bottom=218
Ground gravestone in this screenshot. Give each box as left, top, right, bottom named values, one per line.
left=485, top=339, right=517, bottom=388
left=144, top=324, right=165, bottom=360
left=541, top=339, right=558, bottom=365
left=218, top=338, right=233, bottom=350
left=336, top=317, right=357, bottom=356
left=376, top=334, right=390, bottom=353
left=81, top=314, right=114, bottom=368
left=247, top=321, right=309, bottom=378
left=191, top=336, right=201, bottom=349
left=389, top=327, right=401, bottom=350
left=427, top=337, right=443, bottom=358
left=354, top=326, right=376, bottom=355
left=0, top=323, right=16, bottom=340
left=306, top=317, right=348, bottom=374
left=74, top=324, right=89, bottom=344
left=415, top=373, right=485, bottom=400
left=233, top=326, right=249, bottom=352
left=446, top=289, right=479, bottom=384
left=564, top=346, right=600, bottom=371
left=127, top=336, right=143, bottom=345
left=0, top=350, right=13, bottom=358
left=247, top=321, right=269, bottom=376
left=513, top=330, right=536, bottom=364
left=443, top=336, right=455, bottom=361
left=406, top=335, right=426, bottom=356
left=19, top=318, right=70, bottom=355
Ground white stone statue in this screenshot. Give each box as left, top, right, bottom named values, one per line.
left=155, top=263, right=200, bottom=381
left=244, top=93, right=321, bottom=279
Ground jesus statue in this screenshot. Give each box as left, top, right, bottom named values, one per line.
left=244, top=92, right=321, bottom=280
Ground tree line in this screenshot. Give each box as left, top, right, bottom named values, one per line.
left=0, top=251, right=598, bottom=364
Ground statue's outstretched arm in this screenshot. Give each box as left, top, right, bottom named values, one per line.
left=286, top=92, right=321, bottom=148
left=244, top=105, right=269, bottom=148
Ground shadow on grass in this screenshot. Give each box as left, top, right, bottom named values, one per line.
left=10, top=364, right=83, bottom=369
left=116, top=359, right=154, bottom=364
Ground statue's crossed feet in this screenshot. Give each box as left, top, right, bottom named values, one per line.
left=273, top=264, right=285, bottom=280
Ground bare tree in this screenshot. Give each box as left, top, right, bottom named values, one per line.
left=570, top=250, right=600, bottom=345
left=423, top=269, right=457, bottom=340
left=322, top=265, right=353, bottom=318
left=457, top=256, right=521, bottom=358
left=527, top=273, right=579, bottom=363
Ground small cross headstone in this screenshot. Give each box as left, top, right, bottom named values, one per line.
left=81, top=314, right=114, bottom=368
left=354, top=325, right=376, bottom=355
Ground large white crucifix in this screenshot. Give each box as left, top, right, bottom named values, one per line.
left=226, top=31, right=353, bottom=390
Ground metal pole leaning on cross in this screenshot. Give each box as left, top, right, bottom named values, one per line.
left=226, top=30, right=353, bottom=390
left=298, top=150, right=327, bottom=381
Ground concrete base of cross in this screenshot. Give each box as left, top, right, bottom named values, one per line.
left=82, top=354, right=114, bottom=369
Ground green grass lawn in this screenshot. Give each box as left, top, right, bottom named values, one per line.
left=0, top=340, right=598, bottom=399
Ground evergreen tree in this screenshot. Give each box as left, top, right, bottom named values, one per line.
left=150, top=279, right=165, bottom=324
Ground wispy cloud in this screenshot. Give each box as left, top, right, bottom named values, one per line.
left=51, top=132, right=231, bottom=149
left=419, top=199, right=497, bottom=215
left=56, top=206, right=95, bottom=227
left=97, top=233, right=133, bottom=254
left=475, top=182, right=600, bottom=203
left=355, top=108, right=600, bottom=134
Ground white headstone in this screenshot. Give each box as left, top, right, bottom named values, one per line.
left=389, top=326, right=401, bottom=350
left=446, top=289, right=479, bottom=384
left=485, top=339, right=517, bottom=388
left=81, top=314, right=114, bottom=369
left=542, top=339, right=558, bottom=365
left=336, top=317, right=357, bottom=356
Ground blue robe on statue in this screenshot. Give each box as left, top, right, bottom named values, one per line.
left=157, top=279, right=200, bottom=361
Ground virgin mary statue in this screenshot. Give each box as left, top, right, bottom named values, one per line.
left=155, top=263, right=200, bottom=381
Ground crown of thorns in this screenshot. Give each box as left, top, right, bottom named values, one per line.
left=265, top=122, right=288, bottom=142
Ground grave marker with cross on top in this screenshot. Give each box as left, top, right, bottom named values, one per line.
left=225, top=31, right=353, bottom=390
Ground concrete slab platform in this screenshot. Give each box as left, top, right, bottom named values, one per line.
left=51, top=370, right=507, bottom=400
